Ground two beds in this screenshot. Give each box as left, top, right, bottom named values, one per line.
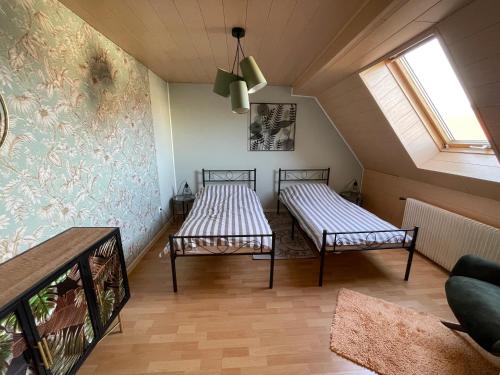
left=166, top=167, right=418, bottom=291
left=277, top=168, right=419, bottom=286
left=167, top=169, right=275, bottom=292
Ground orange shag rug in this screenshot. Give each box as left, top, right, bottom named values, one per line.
left=330, top=288, right=499, bottom=375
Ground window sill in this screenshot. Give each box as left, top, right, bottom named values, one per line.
left=439, top=147, right=495, bottom=156
left=421, top=152, right=500, bottom=183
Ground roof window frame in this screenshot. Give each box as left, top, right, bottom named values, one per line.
left=386, top=32, right=492, bottom=154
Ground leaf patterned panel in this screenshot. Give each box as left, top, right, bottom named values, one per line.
left=28, top=264, right=94, bottom=375
left=0, top=311, right=36, bottom=375
left=89, top=236, right=125, bottom=327
left=248, top=103, right=297, bottom=151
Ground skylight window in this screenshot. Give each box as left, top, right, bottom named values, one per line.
left=392, top=37, right=490, bottom=150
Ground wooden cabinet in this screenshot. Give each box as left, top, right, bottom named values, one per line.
left=0, top=228, right=130, bottom=375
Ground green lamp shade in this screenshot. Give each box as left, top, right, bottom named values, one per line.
left=240, top=56, right=267, bottom=94
left=230, top=80, right=249, bottom=114
left=213, top=68, right=238, bottom=97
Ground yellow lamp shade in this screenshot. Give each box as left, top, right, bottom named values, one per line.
left=240, top=56, right=267, bottom=94
left=230, top=80, right=249, bottom=114
left=213, top=68, right=238, bottom=97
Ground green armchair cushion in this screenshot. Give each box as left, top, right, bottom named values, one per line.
left=446, top=274, right=500, bottom=354
left=450, top=254, right=500, bottom=286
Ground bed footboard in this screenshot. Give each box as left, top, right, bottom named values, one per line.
left=318, top=227, right=420, bottom=286
left=168, top=233, right=276, bottom=292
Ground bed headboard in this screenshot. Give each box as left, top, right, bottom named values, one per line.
left=202, top=169, right=257, bottom=191
left=277, top=168, right=330, bottom=213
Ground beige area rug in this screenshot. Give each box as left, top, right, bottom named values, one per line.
left=330, top=289, right=499, bottom=375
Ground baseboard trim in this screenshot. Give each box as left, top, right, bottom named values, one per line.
left=127, top=217, right=173, bottom=275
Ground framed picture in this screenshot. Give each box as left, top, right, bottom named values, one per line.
left=248, top=103, right=296, bottom=151
left=0, top=93, right=8, bottom=149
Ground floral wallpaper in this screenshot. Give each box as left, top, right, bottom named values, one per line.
left=0, top=0, right=163, bottom=264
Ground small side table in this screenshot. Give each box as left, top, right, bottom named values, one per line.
left=172, top=194, right=195, bottom=222
left=340, top=191, right=362, bottom=206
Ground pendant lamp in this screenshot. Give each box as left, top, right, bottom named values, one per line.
left=213, top=68, right=238, bottom=97
left=212, top=27, right=267, bottom=114
left=240, top=56, right=267, bottom=94
left=230, top=80, right=249, bottom=114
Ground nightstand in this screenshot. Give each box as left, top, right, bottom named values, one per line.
left=340, top=191, right=362, bottom=206
left=172, top=194, right=195, bottom=222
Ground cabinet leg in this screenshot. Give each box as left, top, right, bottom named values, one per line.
left=103, top=313, right=123, bottom=338
left=117, top=313, right=123, bottom=333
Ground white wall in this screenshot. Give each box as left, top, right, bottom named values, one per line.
left=169, top=84, right=363, bottom=208
left=149, top=70, right=176, bottom=222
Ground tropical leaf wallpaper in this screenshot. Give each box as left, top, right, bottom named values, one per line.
left=249, top=103, right=296, bottom=151
left=29, top=264, right=94, bottom=375
left=0, top=0, right=163, bottom=264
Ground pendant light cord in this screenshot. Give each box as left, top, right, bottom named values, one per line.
left=231, top=39, right=238, bottom=75
left=236, top=43, right=240, bottom=77
left=231, top=37, right=246, bottom=78
left=238, top=39, right=246, bottom=59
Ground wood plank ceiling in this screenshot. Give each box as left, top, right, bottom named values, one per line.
left=59, top=0, right=368, bottom=85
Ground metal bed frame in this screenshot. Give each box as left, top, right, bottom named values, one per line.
left=277, top=168, right=419, bottom=286
left=168, top=169, right=275, bottom=292
left=202, top=168, right=257, bottom=191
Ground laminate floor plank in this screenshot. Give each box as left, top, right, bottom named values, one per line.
left=79, top=223, right=454, bottom=374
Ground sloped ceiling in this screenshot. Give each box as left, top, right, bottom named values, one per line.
left=59, top=0, right=500, bottom=200
left=295, top=0, right=500, bottom=201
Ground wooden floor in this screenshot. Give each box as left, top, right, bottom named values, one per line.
left=79, top=223, right=454, bottom=374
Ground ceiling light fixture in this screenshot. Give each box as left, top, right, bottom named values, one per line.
left=213, top=27, right=267, bottom=114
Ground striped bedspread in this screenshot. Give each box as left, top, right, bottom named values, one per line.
left=167, top=184, right=272, bottom=255
left=280, top=183, right=409, bottom=251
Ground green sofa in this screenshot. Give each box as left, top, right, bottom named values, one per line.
left=444, top=255, right=500, bottom=356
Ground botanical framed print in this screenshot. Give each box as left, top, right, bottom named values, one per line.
left=249, top=103, right=296, bottom=151
left=0, top=93, right=8, bottom=149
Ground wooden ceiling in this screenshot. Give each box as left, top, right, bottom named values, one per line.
left=59, top=0, right=379, bottom=85
left=312, top=0, right=500, bottom=201
left=294, top=0, right=474, bottom=95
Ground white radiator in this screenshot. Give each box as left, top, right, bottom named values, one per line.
left=402, top=198, right=500, bottom=271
